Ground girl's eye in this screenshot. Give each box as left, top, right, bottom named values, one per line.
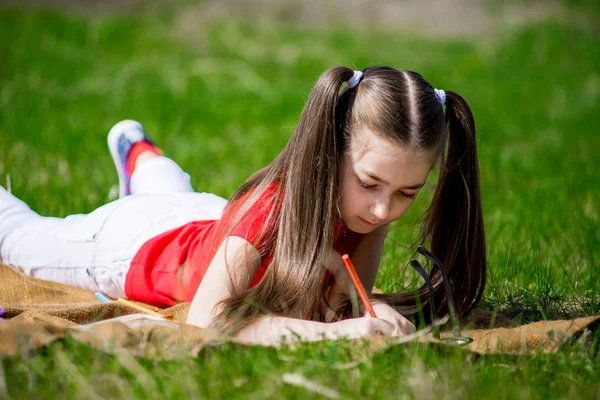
left=358, top=179, right=376, bottom=190
left=398, top=191, right=417, bottom=199
left=358, top=177, right=418, bottom=199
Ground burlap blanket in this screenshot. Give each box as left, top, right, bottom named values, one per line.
left=1, top=263, right=598, bottom=358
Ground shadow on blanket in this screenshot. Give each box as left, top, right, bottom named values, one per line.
left=1, top=263, right=598, bottom=358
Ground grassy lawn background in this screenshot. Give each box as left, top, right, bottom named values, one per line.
left=0, top=3, right=599, bottom=398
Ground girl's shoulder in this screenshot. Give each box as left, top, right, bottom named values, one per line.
left=217, top=181, right=282, bottom=249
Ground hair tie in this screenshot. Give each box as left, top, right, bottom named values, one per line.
left=434, top=88, right=446, bottom=105
left=347, top=70, right=363, bottom=89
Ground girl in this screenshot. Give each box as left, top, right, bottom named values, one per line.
left=0, top=66, right=487, bottom=345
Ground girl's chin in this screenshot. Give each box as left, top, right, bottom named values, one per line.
left=348, top=217, right=379, bottom=233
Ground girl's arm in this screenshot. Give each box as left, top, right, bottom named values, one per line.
left=350, top=224, right=389, bottom=292
left=186, top=236, right=261, bottom=329
left=235, top=314, right=394, bottom=345
left=327, top=224, right=416, bottom=335
left=326, top=224, right=388, bottom=304
left=186, top=236, right=395, bottom=344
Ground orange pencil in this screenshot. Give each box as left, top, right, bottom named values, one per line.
left=341, top=254, right=378, bottom=318
left=117, top=298, right=174, bottom=320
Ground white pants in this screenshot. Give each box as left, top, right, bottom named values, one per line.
left=0, top=156, right=228, bottom=299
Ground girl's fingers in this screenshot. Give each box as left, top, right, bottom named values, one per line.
left=364, top=318, right=395, bottom=336
left=332, top=317, right=394, bottom=339
left=401, top=319, right=417, bottom=334
left=371, top=302, right=416, bottom=335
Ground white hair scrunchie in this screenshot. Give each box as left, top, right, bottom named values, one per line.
left=347, top=70, right=363, bottom=89
left=434, top=88, right=446, bottom=106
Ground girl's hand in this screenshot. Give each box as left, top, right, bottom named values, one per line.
left=367, top=302, right=416, bottom=336
left=330, top=317, right=396, bottom=339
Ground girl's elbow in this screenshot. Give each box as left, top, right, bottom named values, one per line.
left=186, top=312, right=211, bottom=328
left=186, top=303, right=218, bottom=328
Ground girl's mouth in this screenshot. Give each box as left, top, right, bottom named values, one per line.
left=359, top=217, right=377, bottom=227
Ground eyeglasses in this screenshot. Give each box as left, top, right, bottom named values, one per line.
left=408, top=246, right=472, bottom=345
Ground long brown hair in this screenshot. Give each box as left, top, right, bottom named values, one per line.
left=212, top=66, right=487, bottom=334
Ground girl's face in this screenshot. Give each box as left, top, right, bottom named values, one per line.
left=338, top=130, right=437, bottom=234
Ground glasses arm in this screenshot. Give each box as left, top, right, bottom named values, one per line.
left=417, top=246, right=463, bottom=338
left=409, top=259, right=440, bottom=339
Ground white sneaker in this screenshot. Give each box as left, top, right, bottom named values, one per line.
left=107, top=120, right=153, bottom=198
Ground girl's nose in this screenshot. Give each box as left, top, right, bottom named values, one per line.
left=371, top=200, right=390, bottom=222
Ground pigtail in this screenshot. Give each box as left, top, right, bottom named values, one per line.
left=213, top=66, right=356, bottom=334
left=423, top=91, right=487, bottom=318
left=373, top=89, right=487, bottom=323
left=272, top=66, right=355, bottom=317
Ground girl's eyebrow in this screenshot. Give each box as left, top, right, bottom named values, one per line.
left=364, top=171, right=425, bottom=190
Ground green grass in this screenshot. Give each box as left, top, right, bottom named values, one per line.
left=1, top=4, right=599, bottom=399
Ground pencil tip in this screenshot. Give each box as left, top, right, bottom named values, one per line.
left=342, top=254, right=349, bottom=259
